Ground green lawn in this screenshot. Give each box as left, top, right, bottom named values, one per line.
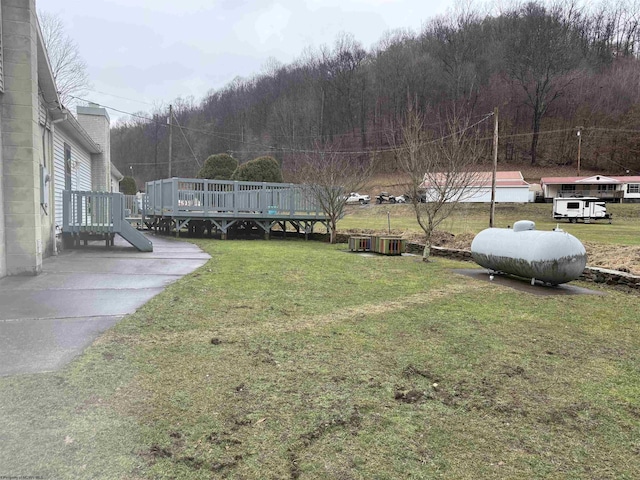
left=339, top=202, right=640, bottom=245
left=1, top=240, right=639, bottom=479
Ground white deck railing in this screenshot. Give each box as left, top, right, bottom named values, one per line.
left=62, top=191, right=124, bottom=233
left=145, top=178, right=323, bottom=218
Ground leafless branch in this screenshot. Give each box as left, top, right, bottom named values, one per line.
left=38, top=11, right=92, bottom=109
left=394, top=107, right=488, bottom=258
left=289, top=141, right=373, bottom=243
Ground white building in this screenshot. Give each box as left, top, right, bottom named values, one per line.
left=0, top=0, right=118, bottom=277
left=421, top=171, right=532, bottom=203
left=540, top=175, right=640, bottom=203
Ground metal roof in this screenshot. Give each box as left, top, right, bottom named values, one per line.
left=540, top=175, right=640, bottom=185
left=421, top=171, right=529, bottom=188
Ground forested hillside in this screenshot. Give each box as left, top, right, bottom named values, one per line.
left=111, top=1, right=640, bottom=187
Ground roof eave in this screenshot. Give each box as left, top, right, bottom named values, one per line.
left=36, top=15, right=62, bottom=111
left=111, top=163, right=124, bottom=181
left=57, top=113, right=102, bottom=154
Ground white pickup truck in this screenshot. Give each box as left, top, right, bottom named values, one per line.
left=345, top=192, right=371, bottom=205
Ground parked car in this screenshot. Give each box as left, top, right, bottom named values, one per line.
left=395, top=195, right=407, bottom=203
left=375, top=192, right=399, bottom=204
left=402, top=191, right=427, bottom=203
left=345, top=192, right=370, bottom=205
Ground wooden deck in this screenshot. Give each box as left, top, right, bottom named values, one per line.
left=143, top=178, right=330, bottom=238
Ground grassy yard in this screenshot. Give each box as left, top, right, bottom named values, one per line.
left=339, top=202, right=640, bottom=246
left=1, top=239, right=639, bottom=479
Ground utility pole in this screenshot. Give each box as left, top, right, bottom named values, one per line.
left=490, top=107, right=498, bottom=228
left=154, top=119, right=159, bottom=180
left=576, top=126, right=583, bottom=177
left=168, top=104, right=173, bottom=178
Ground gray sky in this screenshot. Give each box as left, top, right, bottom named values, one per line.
left=38, top=0, right=454, bottom=123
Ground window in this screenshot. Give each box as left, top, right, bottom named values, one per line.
left=561, top=184, right=576, bottom=192
left=597, top=184, right=615, bottom=192
left=567, top=202, right=580, bottom=209
left=628, top=184, right=640, bottom=194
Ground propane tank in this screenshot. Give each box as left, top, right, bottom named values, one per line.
left=471, top=220, right=587, bottom=285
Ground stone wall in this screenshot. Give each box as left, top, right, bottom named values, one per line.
left=579, top=266, right=640, bottom=290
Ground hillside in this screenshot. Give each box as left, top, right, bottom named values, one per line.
left=112, top=2, right=640, bottom=188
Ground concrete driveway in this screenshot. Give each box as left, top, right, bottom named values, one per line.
left=0, top=233, right=210, bottom=376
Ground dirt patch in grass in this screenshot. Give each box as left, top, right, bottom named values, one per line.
left=394, top=388, right=425, bottom=403
left=582, top=241, right=640, bottom=274
left=272, top=284, right=482, bottom=333
left=288, top=408, right=362, bottom=479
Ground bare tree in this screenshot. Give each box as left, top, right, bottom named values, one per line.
left=504, top=2, right=584, bottom=165
left=38, top=11, right=91, bottom=108
left=290, top=142, right=373, bottom=244
left=395, top=107, right=488, bottom=260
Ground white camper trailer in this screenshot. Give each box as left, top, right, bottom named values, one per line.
left=553, top=197, right=611, bottom=223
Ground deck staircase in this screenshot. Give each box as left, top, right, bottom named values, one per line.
left=62, top=191, right=153, bottom=252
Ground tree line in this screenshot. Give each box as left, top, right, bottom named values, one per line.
left=111, top=0, right=640, bottom=189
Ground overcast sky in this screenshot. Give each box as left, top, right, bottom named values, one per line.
left=38, top=0, right=455, bottom=123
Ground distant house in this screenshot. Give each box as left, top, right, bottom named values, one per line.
left=0, top=1, right=116, bottom=278
left=540, top=175, right=640, bottom=203
left=421, top=171, right=532, bottom=203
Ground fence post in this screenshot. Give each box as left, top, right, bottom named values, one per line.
left=112, top=193, right=123, bottom=232
left=172, top=178, right=179, bottom=215
left=262, top=182, right=267, bottom=215
left=290, top=183, right=295, bottom=216
left=76, top=191, right=83, bottom=227
left=203, top=179, right=210, bottom=215
left=62, top=190, right=70, bottom=232
left=233, top=181, right=238, bottom=215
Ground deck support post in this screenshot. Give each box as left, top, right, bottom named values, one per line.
left=176, top=218, right=191, bottom=237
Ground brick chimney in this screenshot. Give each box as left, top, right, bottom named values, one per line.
left=77, top=104, right=111, bottom=191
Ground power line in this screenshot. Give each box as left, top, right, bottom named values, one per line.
left=70, top=96, right=162, bottom=123
left=85, top=89, right=156, bottom=106
left=68, top=95, right=640, bottom=162
left=171, top=109, right=202, bottom=168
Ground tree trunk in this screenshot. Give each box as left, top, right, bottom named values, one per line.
left=329, top=219, right=337, bottom=244
left=422, top=242, right=431, bottom=262
left=530, top=113, right=541, bottom=165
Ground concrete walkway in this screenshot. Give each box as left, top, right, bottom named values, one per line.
left=0, top=233, right=210, bottom=376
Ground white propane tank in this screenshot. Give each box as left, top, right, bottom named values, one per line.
left=471, top=220, right=587, bottom=285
